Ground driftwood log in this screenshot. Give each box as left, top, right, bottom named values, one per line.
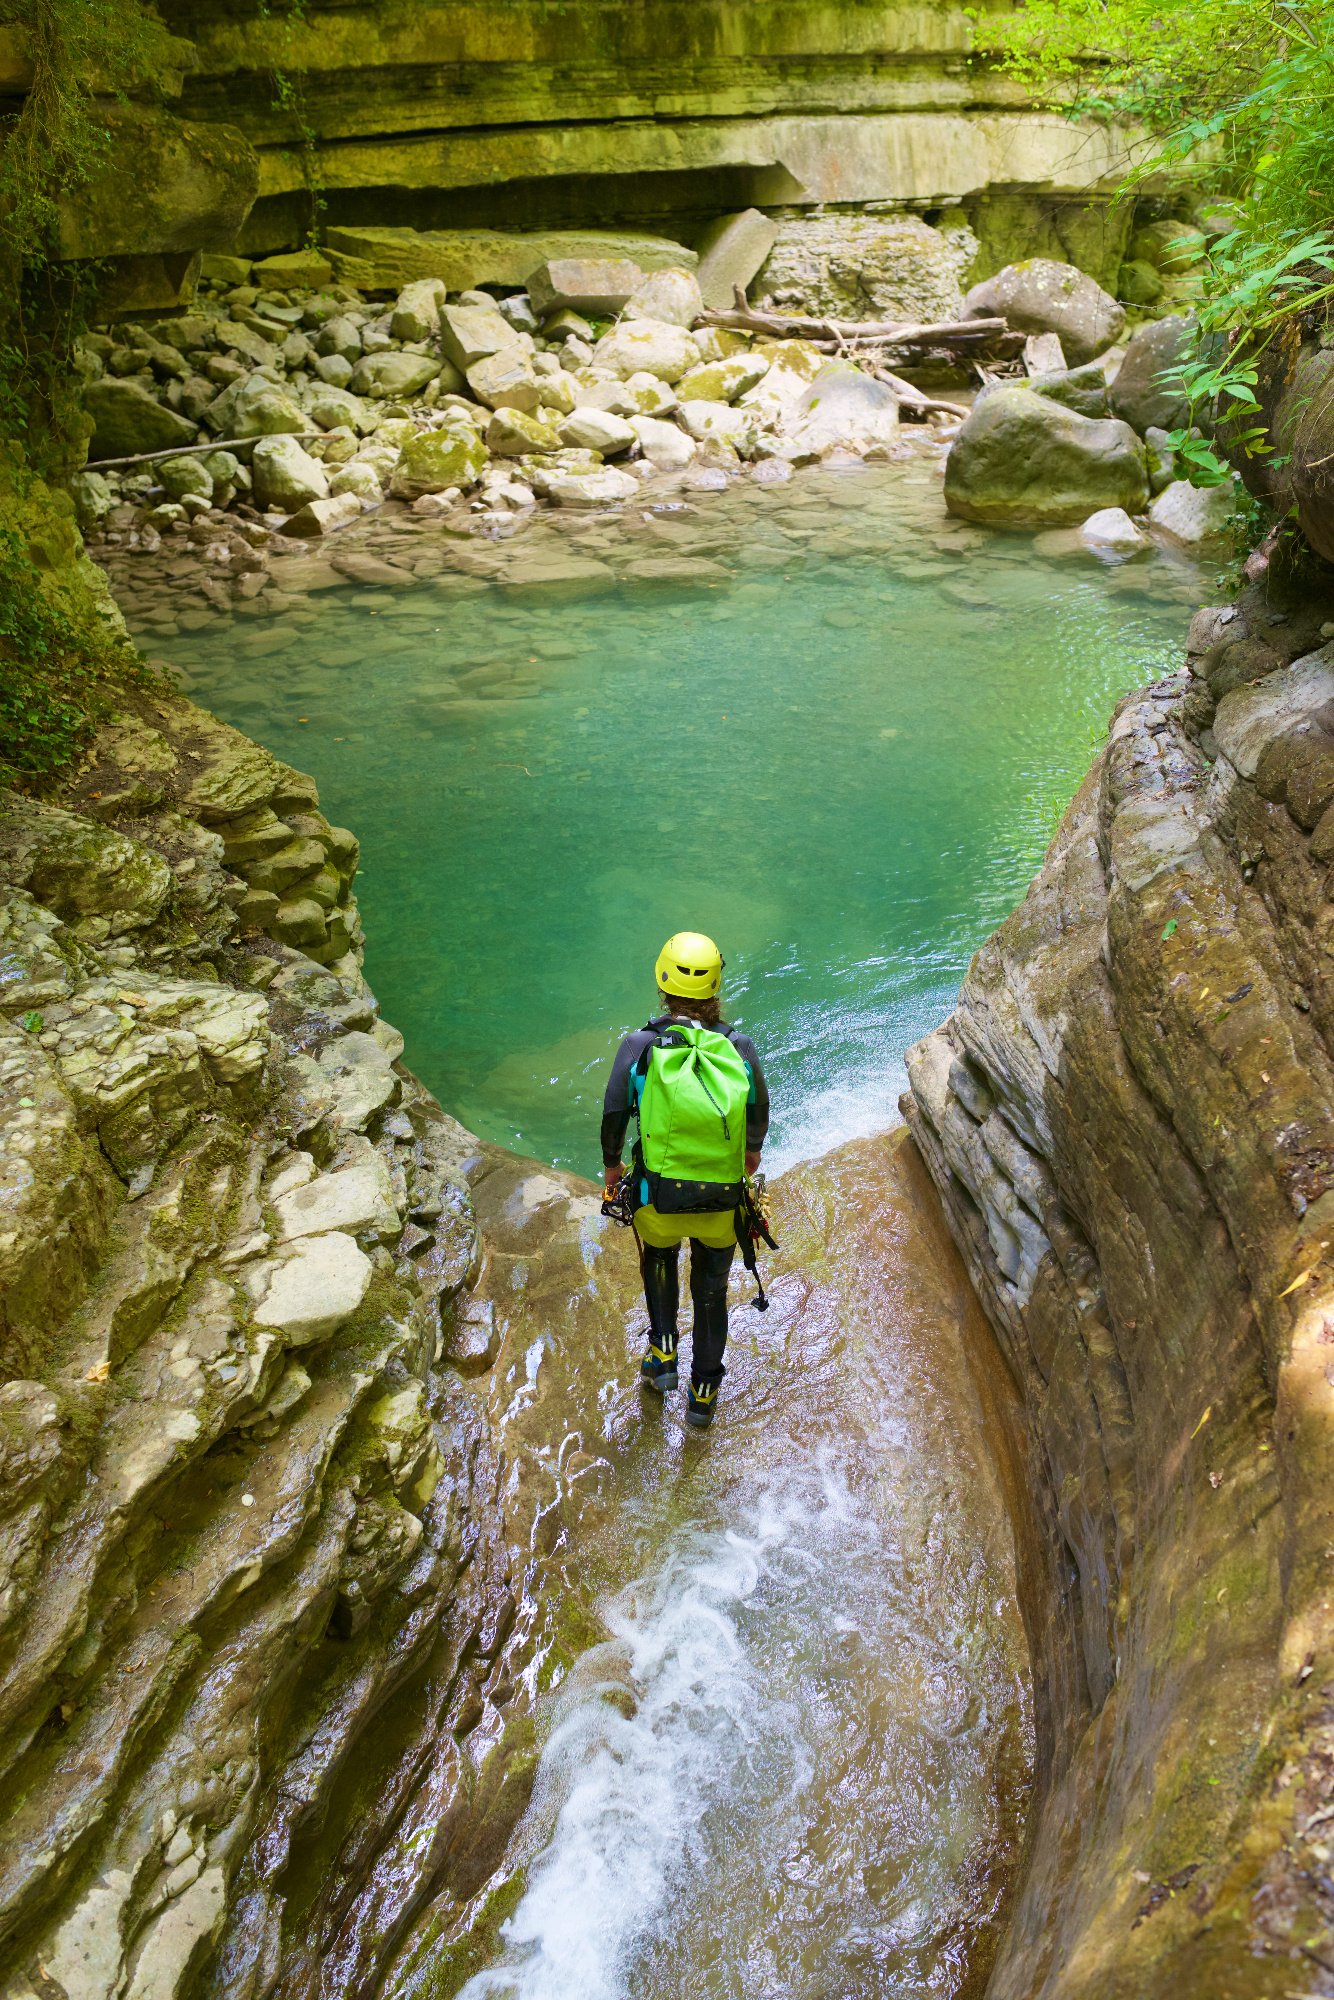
left=87, top=433, right=328, bottom=471
left=691, top=285, right=991, bottom=420
left=693, top=284, right=1007, bottom=354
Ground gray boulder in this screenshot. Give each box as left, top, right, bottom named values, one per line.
left=71, top=469, right=114, bottom=527
left=466, top=350, right=542, bottom=412
left=1148, top=477, right=1238, bottom=545
left=625, top=268, right=703, bottom=328
left=944, top=386, right=1148, bottom=526
left=315, top=354, right=355, bottom=388
left=349, top=352, right=439, bottom=400
left=790, top=364, right=899, bottom=450
left=1119, top=259, right=1165, bottom=307
left=316, top=316, right=363, bottom=362
left=964, top=259, right=1126, bottom=366
left=159, top=455, right=213, bottom=501
left=592, top=319, right=699, bottom=384
left=83, top=380, right=196, bottom=459
left=439, top=303, right=517, bottom=373
left=390, top=278, right=447, bottom=342
left=529, top=258, right=643, bottom=317
left=251, top=436, right=330, bottom=511
left=305, top=384, right=374, bottom=434
left=1108, top=315, right=1194, bottom=434
left=695, top=208, right=781, bottom=310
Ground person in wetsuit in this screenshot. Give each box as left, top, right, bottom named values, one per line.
left=601, top=930, right=770, bottom=1430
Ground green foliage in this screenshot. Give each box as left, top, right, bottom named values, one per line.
left=0, top=0, right=182, bottom=258
left=0, top=0, right=180, bottom=471
left=973, top=0, right=1280, bottom=130
left=0, top=520, right=146, bottom=786
left=974, top=0, right=1334, bottom=491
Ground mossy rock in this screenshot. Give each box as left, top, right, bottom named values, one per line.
left=82, top=380, right=198, bottom=460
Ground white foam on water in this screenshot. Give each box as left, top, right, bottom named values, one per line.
left=454, top=1463, right=873, bottom=2000
left=450, top=1451, right=1000, bottom=2000
left=763, top=1056, right=908, bottom=1176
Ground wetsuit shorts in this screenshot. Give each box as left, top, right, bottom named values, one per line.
left=633, top=1202, right=737, bottom=1251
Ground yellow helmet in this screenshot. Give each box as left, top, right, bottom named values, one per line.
left=655, top=931, right=724, bottom=1000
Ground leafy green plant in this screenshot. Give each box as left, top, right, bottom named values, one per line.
left=974, top=0, right=1334, bottom=489
left=0, top=519, right=147, bottom=786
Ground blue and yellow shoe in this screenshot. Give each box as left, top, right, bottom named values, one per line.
left=686, top=1380, right=718, bottom=1430
left=640, top=1340, right=678, bottom=1393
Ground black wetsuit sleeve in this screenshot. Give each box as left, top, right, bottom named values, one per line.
left=600, top=1030, right=652, bottom=1166
left=730, top=1032, right=771, bottom=1155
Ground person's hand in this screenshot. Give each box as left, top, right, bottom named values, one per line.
left=745, top=1150, right=762, bottom=1175
left=604, top=1160, right=625, bottom=1190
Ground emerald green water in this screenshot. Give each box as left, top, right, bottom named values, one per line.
left=156, top=459, right=1202, bottom=1172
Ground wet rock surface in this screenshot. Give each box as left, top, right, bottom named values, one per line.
left=0, top=731, right=649, bottom=2000
left=904, top=575, right=1334, bottom=1995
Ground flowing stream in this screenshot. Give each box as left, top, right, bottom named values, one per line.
left=145, top=452, right=1203, bottom=1995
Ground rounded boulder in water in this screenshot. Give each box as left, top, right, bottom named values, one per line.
left=1079, top=507, right=1148, bottom=554
left=944, top=386, right=1148, bottom=527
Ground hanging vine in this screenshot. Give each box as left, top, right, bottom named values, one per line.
left=259, top=0, right=325, bottom=247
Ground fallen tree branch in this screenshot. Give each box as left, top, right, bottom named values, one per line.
left=868, top=367, right=971, bottom=422
left=693, top=285, right=1007, bottom=350
left=88, top=433, right=328, bottom=471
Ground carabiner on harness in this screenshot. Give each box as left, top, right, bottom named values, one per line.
left=737, top=1173, right=779, bottom=1310
left=601, top=1176, right=637, bottom=1227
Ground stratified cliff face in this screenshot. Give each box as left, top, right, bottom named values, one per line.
left=0, top=696, right=632, bottom=2000
left=153, top=0, right=1141, bottom=275
left=903, top=581, right=1334, bottom=1994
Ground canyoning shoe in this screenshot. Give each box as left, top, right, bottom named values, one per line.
left=686, top=1380, right=718, bottom=1430
left=640, top=1341, right=679, bottom=1393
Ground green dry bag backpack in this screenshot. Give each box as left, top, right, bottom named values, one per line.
left=634, top=1023, right=752, bottom=1213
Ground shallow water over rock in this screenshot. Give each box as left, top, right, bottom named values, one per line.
left=146, top=454, right=1204, bottom=1173
left=374, top=1133, right=1032, bottom=2000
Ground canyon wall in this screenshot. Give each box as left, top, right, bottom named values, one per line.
left=0, top=534, right=645, bottom=1997
left=904, top=580, right=1334, bottom=1995
left=149, top=0, right=1142, bottom=281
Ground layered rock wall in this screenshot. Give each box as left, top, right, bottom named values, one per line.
left=0, top=699, right=631, bottom=2000
left=904, top=582, right=1334, bottom=1993
left=154, top=0, right=1144, bottom=279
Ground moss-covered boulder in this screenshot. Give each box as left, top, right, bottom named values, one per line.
left=388, top=428, right=488, bottom=498
left=82, top=380, right=197, bottom=460
left=945, top=386, right=1148, bottom=526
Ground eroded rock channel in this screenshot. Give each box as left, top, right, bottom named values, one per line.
left=0, top=686, right=1031, bottom=2000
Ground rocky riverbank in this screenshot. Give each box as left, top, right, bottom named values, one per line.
left=904, top=574, right=1334, bottom=1994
